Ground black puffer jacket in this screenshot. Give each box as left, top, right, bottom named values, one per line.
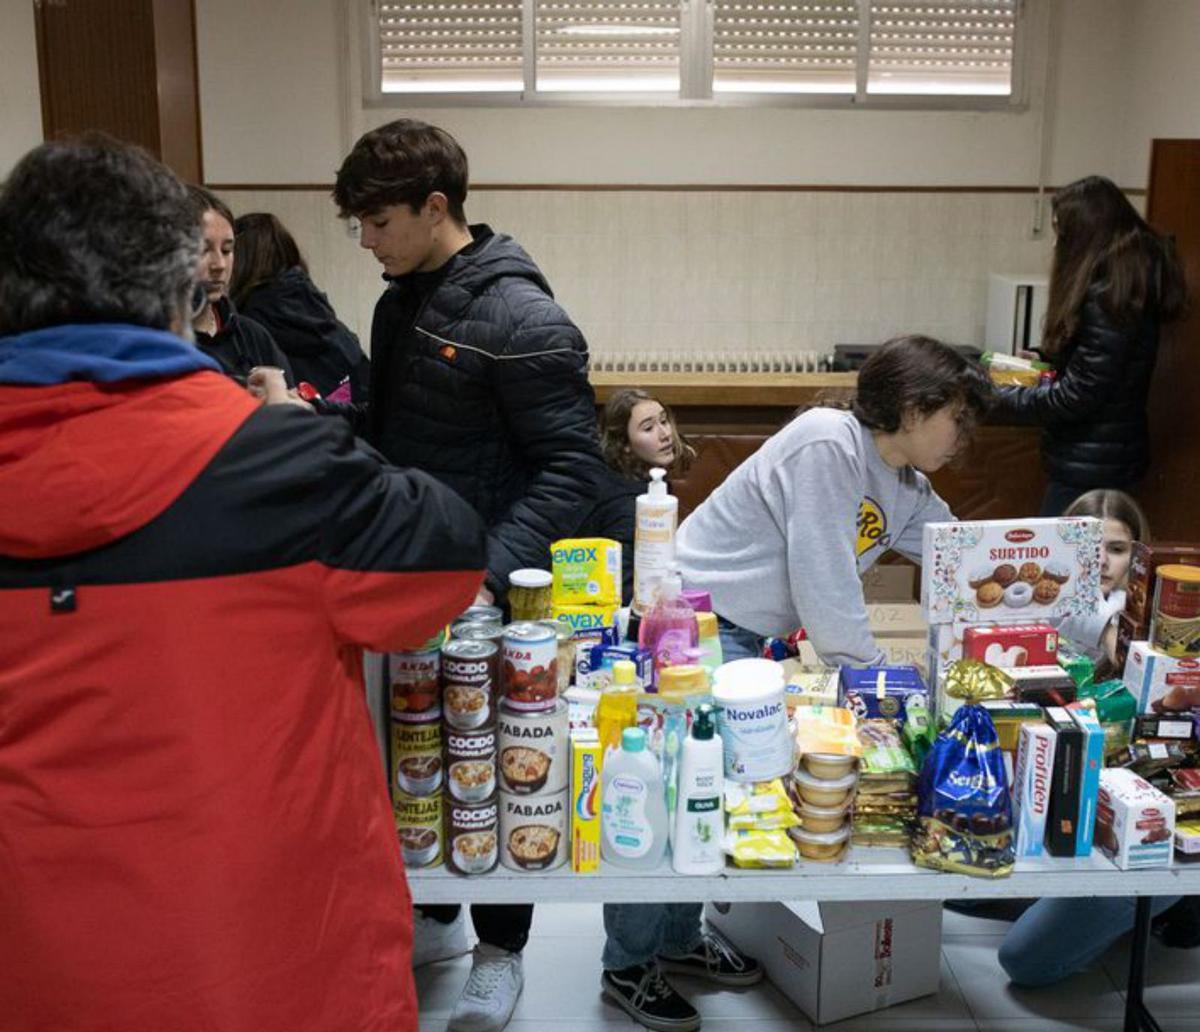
left=239, top=268, right=371, bottom=402
left=368, top=225, right=604, bottom=599
left=994, top=283, right=1160, bottom=488
left=195, top=296, right=294, bottom=386
left=571, top=465, right=644, bottom=604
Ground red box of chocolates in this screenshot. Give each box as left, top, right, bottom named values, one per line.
left=963, top=624, right=1059, bottom=668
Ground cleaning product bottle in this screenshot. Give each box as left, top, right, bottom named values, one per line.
left=595, top=659, right=639, bottom=764
left=694, top=610, right=724, bottom=679
left=672, top=703, right=725, bottom=874
left=633, top=467, right=677, bottom=617
left=638, top=571, right=699, bottom=689
left=601, top=727, right=669, bottom=870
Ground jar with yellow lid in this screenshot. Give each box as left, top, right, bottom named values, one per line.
left=508, top=568, right=553, bottom=622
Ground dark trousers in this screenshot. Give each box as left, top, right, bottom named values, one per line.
left=419, top=904, right=534, bottom=953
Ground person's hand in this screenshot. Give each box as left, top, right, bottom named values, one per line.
left=248, top=367, right=312, bottom=410
left=474, top=585, right=495, bottom=605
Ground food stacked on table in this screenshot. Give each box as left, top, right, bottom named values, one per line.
left=388, top=515, right=1200, bottom=878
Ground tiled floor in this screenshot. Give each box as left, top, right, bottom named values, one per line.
left=415, top=902, right=1200, bottom=1031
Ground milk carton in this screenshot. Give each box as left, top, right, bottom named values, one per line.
left=1095, top=768, right=1175, bottom=870
left=1012, top=723, right=1057, bottom=858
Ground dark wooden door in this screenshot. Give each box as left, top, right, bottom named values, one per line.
left=1143, top=140, right=1200, bottom=539
left=34, top=0, right=201, bottom=181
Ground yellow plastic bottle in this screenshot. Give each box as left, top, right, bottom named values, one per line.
left=596, top=659, right=639, bottom=764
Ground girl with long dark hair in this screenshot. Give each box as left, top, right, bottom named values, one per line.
left=994, top=175, right=1187, bottom=515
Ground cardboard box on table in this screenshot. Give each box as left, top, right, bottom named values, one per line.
left=705, top=900, right=942, bottom=1026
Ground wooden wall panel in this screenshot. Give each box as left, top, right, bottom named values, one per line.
left=1143, top=140, right=1200, bottom=540
left=34, top=0, right=201, bottom=181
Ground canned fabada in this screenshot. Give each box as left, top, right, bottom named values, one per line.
left=445, top=725, right=498, bottom=803
left=498, top=701, right=568, bottom=795
left=502, top=621, right=559, bottom=712
left=442, top=638, right=499, bottom=731
left=446, top=795, right=500, bottom=876
left=395, top=791, right=443, bottom=869
left=499, top=789, right=568, bottom=871
left=390, top=644, right=441, bottom=719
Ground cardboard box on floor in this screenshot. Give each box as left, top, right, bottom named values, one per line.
left=705, top=899, right=942, bottom=1026
left=862, top=563, right=918, bottom=603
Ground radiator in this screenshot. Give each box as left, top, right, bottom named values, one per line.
left=588, top=350, right=835, bottom=374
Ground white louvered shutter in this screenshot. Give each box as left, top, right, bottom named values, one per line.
left=711, top=1, right=859, bottom=95
left=378, top=1, right=524, bottom=92
left=867, top=0, right=1017, bottom=95
left=534, top=1, right=683, bottom=92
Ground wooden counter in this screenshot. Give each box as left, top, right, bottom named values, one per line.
left=589, top=370, right=1046, bottom=521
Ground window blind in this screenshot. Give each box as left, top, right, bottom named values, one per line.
left=867, top=0, right=1017, bottom=95
left=379, top=1, right=524, bottom=93
left=535, top=1, right=682, bottom=92
left=712, top=1, right=859, bottom=95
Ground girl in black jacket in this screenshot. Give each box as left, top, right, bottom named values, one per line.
left=575, top=388, right=696, bottom=605
left=993, top=175, right=1186, bottom=516
left=230, top=213, right=370, bottom=402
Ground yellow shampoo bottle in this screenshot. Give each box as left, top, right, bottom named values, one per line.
left=596, top=659, right=639, bottom=764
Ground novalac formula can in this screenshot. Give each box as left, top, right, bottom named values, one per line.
left=502, top=621, right=559, bottom=712
left=499, top=789, right=568, bottom=872
left=441, top=638, right=499, bottom=731
left=395, top=791, right=443, bottom=869
left=445, top=795, right=500, bottom=876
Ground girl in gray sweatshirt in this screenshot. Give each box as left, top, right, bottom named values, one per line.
left=676, top=335, right=992, bottom=667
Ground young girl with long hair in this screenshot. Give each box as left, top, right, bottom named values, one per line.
left=994, top=175, right=1187, bottom=515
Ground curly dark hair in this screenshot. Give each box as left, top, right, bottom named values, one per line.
left=853, top=335, right=994, bottom=442
left=333, top=119, right=468, bottom=222
left=0, top=134, right=198, bottom=335
left=600, top=388, right=696, bottom=479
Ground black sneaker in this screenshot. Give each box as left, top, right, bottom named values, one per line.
left=601, top=963, right=701, bottom=1032
left=658, top=929, right=764, bottom=987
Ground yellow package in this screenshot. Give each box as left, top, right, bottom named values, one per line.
left=728, top=809, right=801, bottom=832
left=724, top=779, right=792, bottom=817
left=723, top=828, right=797, bottom=867
left=794, top=705, right=863, bottom=758
left=553, top=602, right=621, bottom=636
left=570, top=730, right=602, bottom=873
left=551, top=538, right=622, bottom=606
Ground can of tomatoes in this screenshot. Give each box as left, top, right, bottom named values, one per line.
left=389, top=634, right=444, bottom=719
left=501, top=621, right=559, bottom=712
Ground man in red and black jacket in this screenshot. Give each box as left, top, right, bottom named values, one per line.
left=0, top=136, right=485, bottom=1032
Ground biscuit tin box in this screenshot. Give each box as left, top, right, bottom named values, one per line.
left=921, top=518, right=1102, bottom=626
left=838, top=665, right=928, bottom=721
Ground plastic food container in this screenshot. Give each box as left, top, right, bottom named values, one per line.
left=797, top=799, right=851, bottom=834
left=790, top=824, right=851, bottom=862
left=791, top=767, right=858, bottom=808
left=802, top=753, right=857, bottom=780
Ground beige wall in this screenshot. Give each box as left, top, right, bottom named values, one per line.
left=0, top=0, right=44, bottom=178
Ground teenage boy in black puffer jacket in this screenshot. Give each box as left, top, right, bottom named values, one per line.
left=331, top=119, right=605, bottom=1032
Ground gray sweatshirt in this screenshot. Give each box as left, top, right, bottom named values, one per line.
left=676, top=408, right=953, bottom=666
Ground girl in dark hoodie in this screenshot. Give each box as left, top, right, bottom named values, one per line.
left=231, top=212, right=370, bottom=402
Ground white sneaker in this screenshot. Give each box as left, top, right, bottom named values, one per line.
left=447, top=943, right=524, bottom=1032
left=411, top=909, right=469, bottom=968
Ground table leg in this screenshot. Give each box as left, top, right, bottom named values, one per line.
left=1124, top=895, right=1163, bottom=1032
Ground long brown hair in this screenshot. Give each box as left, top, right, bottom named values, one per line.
left=601, top=388, right=696, bottom=479
left=1042, top=176, right=1187, bottom=358
left=1063, top=488, right=1151, bottom=544
left=229, top=212, right=308, bottom=309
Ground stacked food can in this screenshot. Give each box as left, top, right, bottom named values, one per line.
left=497, top=621, right=569, bottom=872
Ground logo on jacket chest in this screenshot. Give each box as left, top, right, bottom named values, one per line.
left=857, top=497, right=891, bottom=556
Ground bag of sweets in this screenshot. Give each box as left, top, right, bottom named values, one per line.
left=912, top=660, right=1015, bottom=878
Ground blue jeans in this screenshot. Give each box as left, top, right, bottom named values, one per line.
left=716, top=615, right=764, bottom=663
left=603, top=903, right=704, bottom=970
left=998, top=895, right=1180, bottom=986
